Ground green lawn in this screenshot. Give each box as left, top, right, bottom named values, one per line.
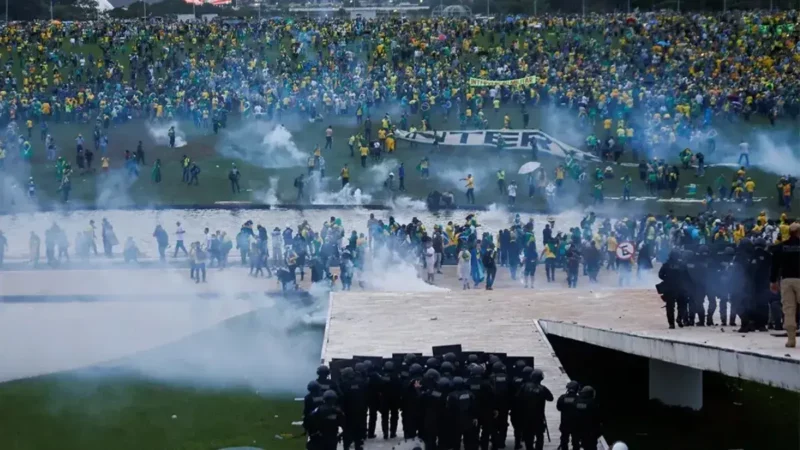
left=0, top=374, right=304, bottom=450
left=0, top=305, right=322, bottom=450
left=0, top=30, right=797, bottom=216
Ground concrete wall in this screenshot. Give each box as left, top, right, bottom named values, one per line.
left=649, top=359, right=703, bottom=410
left=540, top=320, right=800, bottom=393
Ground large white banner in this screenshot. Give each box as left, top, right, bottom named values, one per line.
left=394, top=129, right=598, bottom=161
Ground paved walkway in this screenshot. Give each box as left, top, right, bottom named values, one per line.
left=323, top=290, right=606, bottom=450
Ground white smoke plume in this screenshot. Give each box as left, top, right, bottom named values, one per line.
left=217, top=123, right=307, bottom=169
left=311, top=184, right=373, bottom=206
left=145, top=120, right=187, bottom=148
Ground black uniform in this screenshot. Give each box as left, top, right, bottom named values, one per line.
left=467, top=366, right=495, bottom=450
left=303, top=381, right=325, bottom=433
left=685, top=249, right=709, bottom=326
left=574, top=387, right=601, bottom=450
left=402, top=364, right=424, bottom=440
left=379, top=362, right=402, bottom=439
left=339, top=369, right=368, bottom=450
left=716, top=247, right=738, bottom=326
left=729, top=241, right=755, bottom=329
left=516, top=371, right=553, bottom=450
left=305, top=391, right=346, bottom=450
left=446, top=378, right=479, bottom=450
left=556, top=383, right=580, bottom=450
left=422, top=377, right=451, bottom=450
left=489, top=364, right=513, bottom=448
left=658, top=252, right=690, bottom=328
left=510, top=365, right=531, bottom=450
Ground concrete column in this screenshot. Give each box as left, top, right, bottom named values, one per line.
left=648, top=359, right=703, bottom=410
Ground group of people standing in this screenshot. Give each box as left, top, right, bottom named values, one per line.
left=303, top=353, right=602, bottom=450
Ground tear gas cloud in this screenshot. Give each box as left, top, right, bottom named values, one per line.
left=311, top=183, right=373, bottom=206
left=217, top=122, right=307, bottom=169
left=258, top=176, right=281, bottom=205
left=145, top=120, right=188, bottom=148
left=105, top=298, right=325, bottom=393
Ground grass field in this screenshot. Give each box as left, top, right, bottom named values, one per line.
left=0, top=31, right=797, bottom=217
left=0, top=374, right=303, bottom=450
left=2, top=103, right=793, bottom=217
left=0, top=304, right=322, bottom=450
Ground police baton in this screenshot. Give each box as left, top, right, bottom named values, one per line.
left=544, top=416, right=550, bottom=442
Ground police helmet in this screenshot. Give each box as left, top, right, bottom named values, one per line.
left=738, top=238, right=753, bottom=250
left=531, top=369, right=544, bottom=383
left=754, top=238, right=767, bottom=248
left=488, top=354, right=501, bottom=365
left=426, top=357, right=440, bottom=369
left=611, top=442, right=629, bottom=450
left=322, top=389, right=338, bottom=403
left=467, top=354, right=479, bottom=364
left=492, top=362, right=506, bottom=373
left=522, top=366, right=534, bottom=377
left=723, top=246, right=735, bottom=255
left=307, top=380, right=321, bottom=392
left=668, top=250, right=680, bottom=261
left=452, top=376, right=465, bottom=389
left=698, top=245, right=709, bottom=254
left=409, top=363, right=423, bottom=375
left=404, top=353, right=416, bottom=363
left=469, top=364, right=484, bottom=377
left=340, top=367, right=355, bottom=380
left=566, top=380, right=580, bottom=392
left=443, top=352, right=457, bottom=363
left=515, top=359, right=527, bottom=370
left=437, top=377, right=451, bottom=390
left=579, top=385, right=596, bottom=399
left=425, top=368, right=441, bottom=381
left=363, top=360, right=373, bottom=370
left=316, top=365, right=330, bottom=377
left=354, top=362, right=366, bottom=373
left=440, top=361, right=455, bottom=374
left=383, top=361, right=395, bottom=372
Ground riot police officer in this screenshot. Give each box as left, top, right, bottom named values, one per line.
left=717, top=246, right=737, bottom=326
left=422, top=375, right=451, bottom=450
left=511, top=364, right=532, bottom=450
left=747, top=238, right=772, bottom=332
left=402, top=363, right=424, bottom=440
left=731, top=239, right=755, bottom=331
left=305, top=390, right=346, bottom=450
left=658, top=250, right=689, bottom=329
left=359, top=361, right=382, bottom=439
left=489, top=362, right=512, bottom=449
left=516, top=369, right=553, bottom=450
left=339, top=368, right=368, bottom=450
left=379, top=361, right=402, bottom=439
left=556, top=381, right=581, bottom=450
left=314, top=365, right=341, bottom=397
left=446, top=376, right=479, bottom=450
left=466, top=363, right=495, bottom=450
left=304, top=380, right=325, bottom=433
left=686, top=247, right=710, bottom=326
left=574, top=386, right=601, bottom=450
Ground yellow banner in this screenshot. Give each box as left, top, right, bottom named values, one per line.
left=468, top=76, right=538, bottom=87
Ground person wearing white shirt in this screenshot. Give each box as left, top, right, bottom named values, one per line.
left=507, top=181, right=518, bottom=205
left=738, top=140, right=750, bottom=167
left=174, top=221, right=188, bottom=257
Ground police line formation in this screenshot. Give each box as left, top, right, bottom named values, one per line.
left=657, top=221, right=800, bottom=349
left=302, top=350, right=605, bottom=450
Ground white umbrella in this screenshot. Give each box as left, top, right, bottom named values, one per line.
left=518, top=161, right=541, bottom=175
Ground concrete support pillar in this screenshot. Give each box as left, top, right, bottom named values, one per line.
left=648, top=359, right=703, bottom=410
